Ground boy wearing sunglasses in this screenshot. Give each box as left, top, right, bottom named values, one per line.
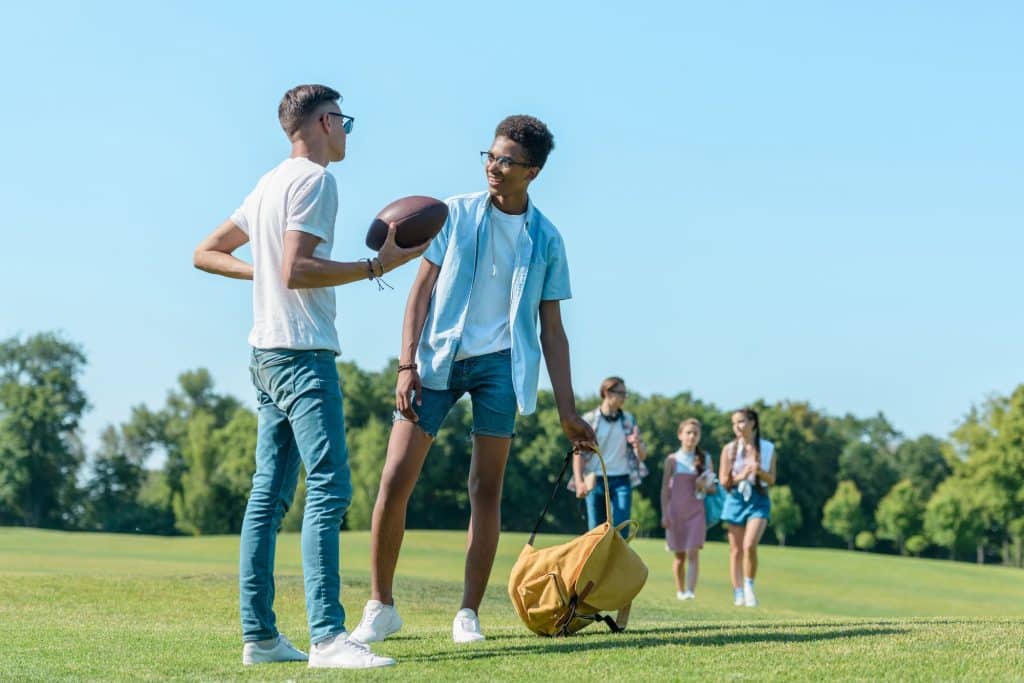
left=193, top=84, right=424, bottom=669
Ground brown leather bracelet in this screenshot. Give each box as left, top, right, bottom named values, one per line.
left=397, top=363, right=418, bottom=373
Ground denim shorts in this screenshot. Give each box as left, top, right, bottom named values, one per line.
left=721, top=487, right=772, bottom=525
left=395, top=349, right=517, bottom=439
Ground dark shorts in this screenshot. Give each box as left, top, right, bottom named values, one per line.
left=395, top=349, right=517, bottom=439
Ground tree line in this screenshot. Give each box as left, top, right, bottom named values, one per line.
left=2, top=332, right=1022, bottom=567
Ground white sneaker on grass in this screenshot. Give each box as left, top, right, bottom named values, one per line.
left=452, top=608, right=486, bottom=643
left=677, top=590, right=695, bottom=600
left=350, top=599, right=403, bottom=644
left=242, top=634, right=307, bottom=665
left=743, top=584, right=759, bottom=607
left=733, top=589, right=745, bottom=606
left=308, top=632, right=395, bottom=669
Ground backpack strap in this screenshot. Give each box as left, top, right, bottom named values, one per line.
left=529, top=448, right=612, bottom=546
left=528, top=449, right=574, bottom=546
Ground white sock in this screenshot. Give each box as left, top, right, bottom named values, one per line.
left=734, top=587, right=744, bottom=597
left=744, top=577, right=755, bottom=589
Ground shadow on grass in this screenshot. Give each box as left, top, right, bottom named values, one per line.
left=398, top=624, right=911, bottom=662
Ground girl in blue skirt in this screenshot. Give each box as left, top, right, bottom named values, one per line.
left=719, top=408, right=777, bottom=607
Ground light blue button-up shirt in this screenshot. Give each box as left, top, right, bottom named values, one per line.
left=418, top=191, right=572, bottom=415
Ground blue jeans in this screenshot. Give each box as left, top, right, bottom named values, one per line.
left=239, top=348, right=352, bottom=645
left=585, top=474, right=632, bottom=539
left=395, top=349, right=517, bottom=438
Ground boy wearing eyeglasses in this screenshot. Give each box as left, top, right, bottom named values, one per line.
left=351, top=115, right=597, bottom=645
left=193, top=84, right=424, bottom=669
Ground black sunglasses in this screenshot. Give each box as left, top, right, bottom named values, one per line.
left=325, top=112, right=355, bottom=134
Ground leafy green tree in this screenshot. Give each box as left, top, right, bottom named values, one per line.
left=173, top=406, right=256, bottom=535
left=893, top=435, right=952, bottom=499
left=855, top=530, right=876, bottom=551
left=630, top=493, right=657, bottom=537
left=838, top=441, right=899, bottom=516
left=347, top=416, right=390, bottom=530
left=905, top=534, right=928, bottom=557
left=0, top=333, right=88, bottom=528
left=924, top=478, right=985, bottom=561
left=950, top=385, right=1024, bottom=563
left=82, top=426, right=146, bottom=532
left=1008, top=518, right=1024, bottom=568
left=822, top=480, right=866, bottom=549
left=758, top=401, right=845, bottom=545
left=875, top=480, right=925, bottom=555
left=769, top=485, right=802, bottom=546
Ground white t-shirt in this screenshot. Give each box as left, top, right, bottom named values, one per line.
left=231, top=157, right=341, bottom=354
left=595, top=416, right=630, bottom=476
left=456, top=206, right=524, bottom=360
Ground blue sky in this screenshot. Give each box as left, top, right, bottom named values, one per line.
left=2, top=2, right=1021, bottom=452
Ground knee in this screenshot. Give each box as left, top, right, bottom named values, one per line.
left=743, top=541, right=758, bottom=555
left=306, top=473, right=352, bottom=517
left=467, top=474, right=502, bottom=503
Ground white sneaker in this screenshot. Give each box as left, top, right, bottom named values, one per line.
left=452, top=608, right=486, bottom=644
left=242, top=634, right=307, bottom=665
left=677, top=590, right=695, bottom=600
left=308, top=632, right=395, bottom=669
left=350, top=599, right=403, bottom=644
left=733, top=589, right=745, bottom=606
left=743, top=584, right=758, bottom=607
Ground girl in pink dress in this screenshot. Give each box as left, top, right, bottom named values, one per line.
left=660, top=419, right=716, bottom=600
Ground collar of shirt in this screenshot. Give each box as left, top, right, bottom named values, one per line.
left=416, top=191, right=573, bottom=415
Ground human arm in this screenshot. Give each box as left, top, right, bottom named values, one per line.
left=539, top=300, right=597, bottom=452
left=394, top=259, right=441, bottom=420
left=281, top=224, right=426, bottom=289
left=573, top=451, right=590, bottom=499
left=626, top=425, right=648, bottom=461
left=719, top=445, right=734, bottom=490
left=193, top=220, right=253, bottom=280
left=661, top=455, right=673, bottom=527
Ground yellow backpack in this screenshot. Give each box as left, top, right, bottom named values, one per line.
left=507, top=449, right=649, bottom=636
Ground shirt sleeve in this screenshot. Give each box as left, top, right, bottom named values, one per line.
left=423, top=202, right=455, bottom=266
left=541, top=233, right=572, bottom=301
left=229, top=187, right=259, bottom=236
left=286, top=172, right=338, bottom=241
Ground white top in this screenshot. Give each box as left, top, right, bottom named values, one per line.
left=231, top=157, right=341, bottom=354
left=731, top=438, right=775, bottom=483
left=673, top=450, right=712, bottom=475
left=455, top=206, right=524, bottom=360
left=595, top=416, right=630, bottom=476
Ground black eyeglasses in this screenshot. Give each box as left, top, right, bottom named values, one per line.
left=608, top=389, right=628, bottom=397
left=325, top=112, right=355, bottom=134
left=480, top=151, right=533, bottom=170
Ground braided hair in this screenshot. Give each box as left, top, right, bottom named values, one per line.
left=733, top=408, right=764, bottom=489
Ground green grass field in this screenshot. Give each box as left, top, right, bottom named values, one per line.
left=2, top=527, right=1022, bottom=681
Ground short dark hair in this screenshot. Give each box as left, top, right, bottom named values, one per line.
left=278, top=84, right=341, bottom=138
left=494, top=115, right=554, bottom=168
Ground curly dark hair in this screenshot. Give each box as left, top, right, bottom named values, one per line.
left=494, top=115, right=555, bottom=169
left=278, top=84, right=341, bottom=138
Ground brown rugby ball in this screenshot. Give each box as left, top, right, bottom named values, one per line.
left=365, top=195, right=448, bottom=250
